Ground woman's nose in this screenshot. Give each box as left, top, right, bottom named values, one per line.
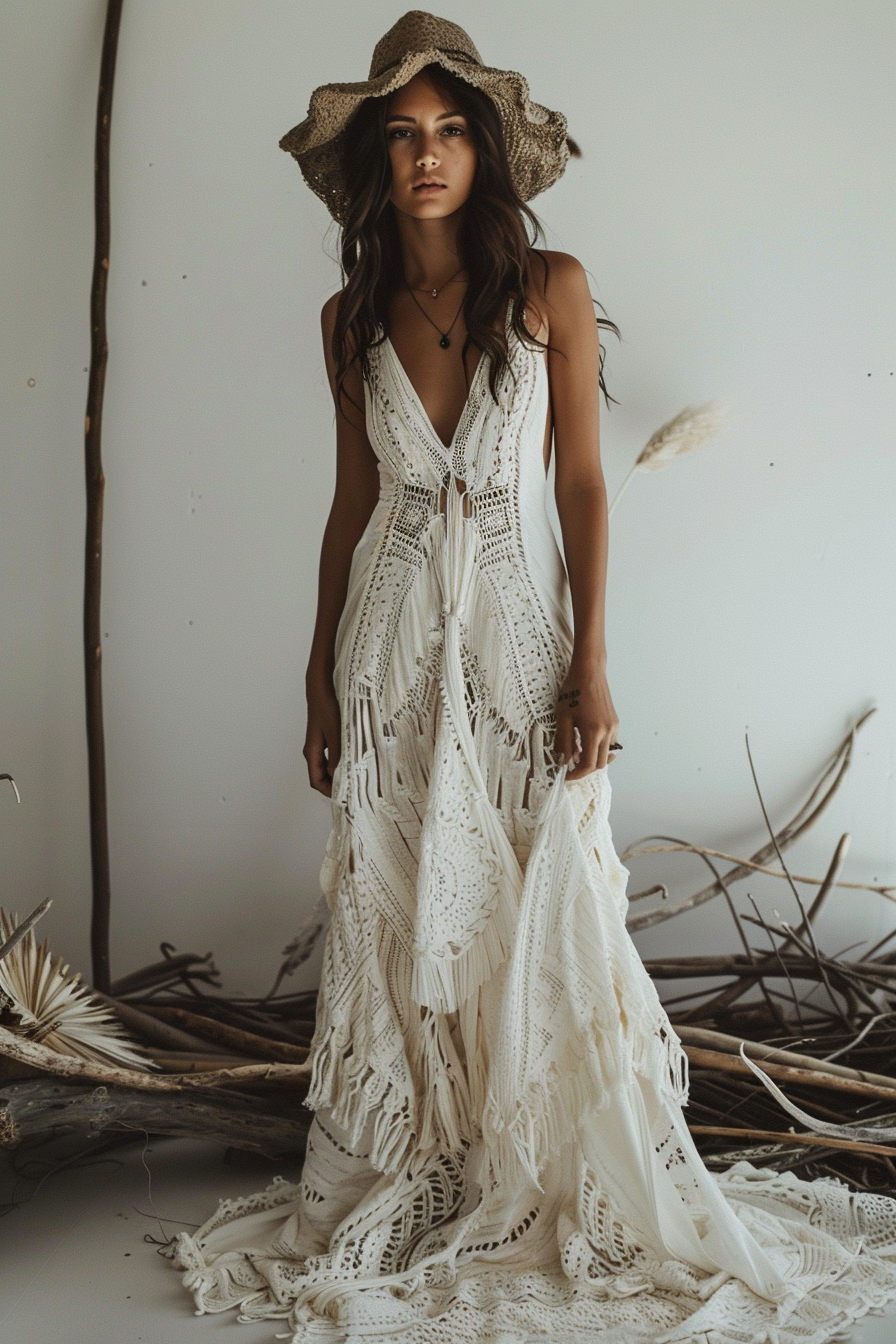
left=416, top=141, right=440, bottom=170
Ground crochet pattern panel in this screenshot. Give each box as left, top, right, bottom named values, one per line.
left=165, top=307, right=896, bottom=1341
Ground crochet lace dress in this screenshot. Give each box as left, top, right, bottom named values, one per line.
left=164, top=306, right=896, bottom=1342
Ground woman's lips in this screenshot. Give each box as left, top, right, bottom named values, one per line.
left=413, top=183, right=446, bottom=194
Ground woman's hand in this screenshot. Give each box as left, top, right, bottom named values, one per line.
left=554, top=660, right=620, bottom=778
left=304, top=676, right=342, bottom=797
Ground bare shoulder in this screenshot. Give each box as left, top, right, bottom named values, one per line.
left=320, top=290, right=342, bottom=344
left=530, top=249, right=591, bottom=311
left=527, top=250, right=593, bottom=345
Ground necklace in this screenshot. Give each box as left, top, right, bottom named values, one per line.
left=405, top=279, right=466, bottom=348
left=409, top=266, right=464, bottom=299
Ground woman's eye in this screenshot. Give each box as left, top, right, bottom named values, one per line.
left=387, top=125, right=466, bottom=140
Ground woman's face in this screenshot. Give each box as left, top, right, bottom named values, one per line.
left=385, top=73, right=478, bottom=219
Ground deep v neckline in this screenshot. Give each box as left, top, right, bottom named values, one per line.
left=384, top=335, right=489, bottom=453
left=383, top=299, right=513, bottom=453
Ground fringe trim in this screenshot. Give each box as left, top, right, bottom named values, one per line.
left=483, top=1014, right=689, bottom=1195
left=304, top=1024, right=416, bottom=1176
left=411, top=854, right=518, bottom=1014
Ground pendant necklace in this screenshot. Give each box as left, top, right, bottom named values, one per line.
left=404, top=277, right=466, bottom=349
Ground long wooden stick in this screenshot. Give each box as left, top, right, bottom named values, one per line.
left=138, top=1004, right=311, bottom=1063
left=0, top=1078, right=311, bottom=1156
left=673, top=1024, right=896, bottom=1091
left=0, top=1022, right=309, bottom=1091
left=684, top=1045, right=896, bottom=1102
left=688, top=1126, right=896, bottom=1158
left=84, top=0, right=125, bottom=994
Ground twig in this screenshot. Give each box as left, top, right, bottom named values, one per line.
left=687, top=1126, right=896, bottom=1159
left=95, top=993, right=230, bottom=1058
left=84, top=0, right=125, bottom=994
left=626, top=713, right=870, bottom=931
left=627, top=884, right=668, bottom=903
left=0, top=900, right=53, bottom=965
left=660, top=840, right=785, bottom=1028
left=673, top=1025, right=896, bottom=1090
left=0, top=1023, right=310, bottom=1091
left=745, top=892, right=804, bottom=1031
left=822, top=1014, right=894, bottom=1063
left=744, top=732, right=851, bottom=1029
left=109, top=949, right=220, bottom=998
left=684, top=1045, right=896, bottom=1103
left=136, top=1005, right=310, bottom=1064
left=776, top=834, right=850, bottom=955
left=738, top=1046, right=896, bottom=1141
left=621, top=842, right=890, bottom=901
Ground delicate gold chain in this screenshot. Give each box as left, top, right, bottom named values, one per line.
left=409, top=266, right=464, bottom=298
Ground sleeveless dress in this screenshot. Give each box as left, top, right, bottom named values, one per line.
left=165, top=304, right=896, bottom=1343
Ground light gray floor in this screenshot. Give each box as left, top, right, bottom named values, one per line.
left=2, top=1136, right=896, bottom=1343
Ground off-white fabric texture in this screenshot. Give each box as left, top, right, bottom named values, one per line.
left=165, top=309, right=896, bottom=1342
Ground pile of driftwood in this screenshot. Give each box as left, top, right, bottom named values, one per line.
left=622, top=708, right=896, bottom=1193
left=3, top=711, right=896, bottom=1197
left=0, top=928, right=319, bottom=1165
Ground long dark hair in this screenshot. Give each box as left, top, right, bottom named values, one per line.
left=331, top=63, right=619, bottom=418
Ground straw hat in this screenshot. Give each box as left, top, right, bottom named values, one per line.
left=279, top=10, right=575, bottom=224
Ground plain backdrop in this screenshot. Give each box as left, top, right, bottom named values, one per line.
left=1, top=0, right=894, bottom=997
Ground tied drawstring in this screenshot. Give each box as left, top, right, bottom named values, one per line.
left=435, top=469, right=483, bottom=791
left=439, top=467, right=474, bottom=616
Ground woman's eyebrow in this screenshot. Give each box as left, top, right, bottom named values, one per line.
left=384, top=110, right=464, bottom=124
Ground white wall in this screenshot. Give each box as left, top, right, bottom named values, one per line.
left=1, top=0, right=894, bottom=996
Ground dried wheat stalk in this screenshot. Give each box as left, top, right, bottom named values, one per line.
left=609, top=400, right=728, bottom=516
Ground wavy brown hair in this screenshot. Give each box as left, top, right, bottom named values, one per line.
left=331, top=63, right=619, bottom=419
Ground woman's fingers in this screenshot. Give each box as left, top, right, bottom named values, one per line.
left=303, top=727, right=339, bottom=797
left=564, top=724, right=620, bottom=778
left=304, top=739, right=330, bottom=795
left=555, top=711, right=577, bottom=765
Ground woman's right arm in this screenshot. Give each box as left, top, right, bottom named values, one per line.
left=303, top=293, right=381, bottom=797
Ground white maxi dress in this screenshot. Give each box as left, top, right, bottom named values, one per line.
left=166, top=305, right=896, bottom=1343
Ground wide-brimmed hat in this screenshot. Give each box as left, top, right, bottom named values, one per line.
left=279, top=10, right=574, bottom=224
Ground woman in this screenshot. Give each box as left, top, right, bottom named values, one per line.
left=166, top=14, right=896, bottom=1342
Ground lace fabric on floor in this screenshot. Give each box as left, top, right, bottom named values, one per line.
left=165, top=305, right=896, bottom=1341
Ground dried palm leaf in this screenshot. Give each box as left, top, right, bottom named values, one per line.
left=609, top=400, right=728, bottom=516
left=0, top=908, right=155, bottom=1071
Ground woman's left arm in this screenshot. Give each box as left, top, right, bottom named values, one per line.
left=541, top=251, right=619, bottom=777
